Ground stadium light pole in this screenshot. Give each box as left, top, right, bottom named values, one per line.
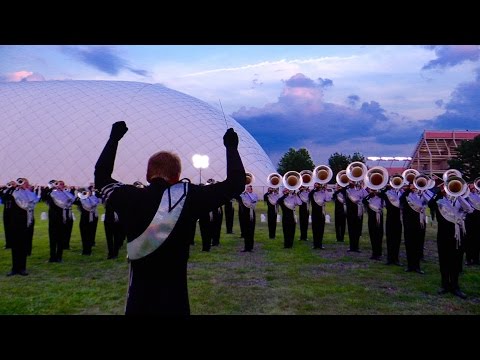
left=192, top=154, right=209, bottom=184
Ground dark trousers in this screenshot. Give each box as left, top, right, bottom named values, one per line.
left=199, top=215, right=212, bottom=251
left=49, top=215, right=65, bottom=262
left=80, top=216, right=98, bottom=255
left=11, top=225, right=30, bottom=273
left=211, top=211, right=223, bottom=246
left=3, top=210, right=13, bottom=249
left=104, top=220, right=125, bottom=258
left=224, top=202, right=234, bottom=234
left=238, top=204, right=245, bottom=238
left=367, top=210, right=383, bottom=257
left=26, top=221, right=34, bottom=256
left=299, top=204, right=309, bottom=240
left=267, top=207, right=277, bottom=239
left=346, top=214, right=363, bottom=251
left=243, top=213, right=256, bottom=251
left=385, top=214, right=402, bottom=263
left=311, top=212, right=326, bottom=248
left=438, top=235, right=464, bottom=290
left=404, top=223, right=423, bottom=271
left=282, top=218, right=296, bottom=248
left=335, top=208, right=346, bottom=242
left=64, top=214, right=73, bottom=249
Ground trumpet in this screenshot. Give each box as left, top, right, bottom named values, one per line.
left=6, top=180, right=17, bottom=188
left=300, top=170, right=314, bottom=187
left=445, top=175, right=468, bottom=198
left=364, top=166, right=389, bottom=190
left=47, top=180, right=57, bottom=189
left=133, top=181, right=145, bottom=188
left=413, top=174, right=431, bottom=191
left=402, top=169, right=420, bottom=184
left=389, top=174, right=405, bottom=189
left=16, top=178, right=27, bottom=186
left=245, top=172, right=255, bottom=185
left=336, top=170, right=349, bottom=187
left=266, top=173, right=282, bottom=188
left=282, top=171, right=303, bottom=191
left=346, top=162, right=367, bottom=182
left=313, top=165, right=333, bottom=184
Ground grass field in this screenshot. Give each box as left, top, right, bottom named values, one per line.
left=1, top=201, right=479, bottom=315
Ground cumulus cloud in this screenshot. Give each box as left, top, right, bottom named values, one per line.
left=61, top=46, right=149, bottom=77
left=435, top=99, right=444, bottom=108
left=422, top=45, right=480, bottom=70
left=232, top=73, right=426, bottom=163
left=0, top=70, right=45, bottom=82
left=346, top=94, right=360, bottom=107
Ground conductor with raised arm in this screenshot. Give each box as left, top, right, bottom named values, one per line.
left=95, top=121, right=245, bottom=316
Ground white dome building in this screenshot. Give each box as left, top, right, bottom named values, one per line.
left=0, top=80, right=276, bottom=192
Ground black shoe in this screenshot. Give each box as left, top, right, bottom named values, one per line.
left=56, top=259, right=63, bottom=263
left=415, top=269, right=425, bottom=274
left=336, top=240, right=344, bottom=242
left=385, top=261, right=393, bottom=265
left=405, top=268, right=414, bottom=272
left=6, top=271, right=17, bottom=277
left=48, top=258, right=57, bottom=263
left=393, top=261, right=404, bottom=266
left=354, top=250, right=361, bottom=253
left=240, top=249, right=248, bottom=252
left=201, top=249, right=210, bottom=252
left=19, top=271, right=29, bottom=276
left=437, top=287, right=449, bottom=295
left=451, top=289, right=467, bottom=299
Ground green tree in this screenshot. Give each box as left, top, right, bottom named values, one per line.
left=448, top=134, right=480, bottom=181
left=350, top=152, right=366, bottom=163
left=277, top=148, right=315, bottom=175
left=328, top=152, right=350, bottom=175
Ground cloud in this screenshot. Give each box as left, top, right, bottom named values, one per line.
left=0, top=70, right=45, bottom=82
left=431, top=68, right=480, bottom=129
left=422, top=45, right=480, bottom=70
left=346, top=94, right=360, bottom=107
left=317, top=77, right=333, bottom=88
left=435, top=99, right=444, bottom=108
left=61, top=46, right=149, bottom=77
left=232, top=73, right=426, bottom=163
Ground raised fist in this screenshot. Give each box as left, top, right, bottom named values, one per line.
left=110, top=121, right=129, bottom=141
left=223, top=128, right=238, bottom=149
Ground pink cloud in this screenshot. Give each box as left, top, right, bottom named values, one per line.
left=4, top=71, right=45, bottom=82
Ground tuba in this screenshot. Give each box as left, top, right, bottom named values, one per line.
left=245, top=172, right=255, bottom=185
left=77, top=190, right=90, bottom=200
left=16, top=178, right=27, bottom=186
left=445, top=176, right=468, bottom=198
left=402, top=169, right=420, bottom=184
left=282, top=171, right=303, bottom=191
left=346, top=162, right=367, bottom=183
left=474, top=177, right=480, bottom=192
left=336, top=170, right=349, bottom=187
left=389, top=174, right=405, bottom=189
left=413, top=174, right=431, bottom=191
left=313, top=165, right=333, bottom=184
left=300, top=170, right=314, bottom=187
left=266, top=173, right=282, bottom=188
left=364, top=166, right=389, bottom=190
left=442, top=169, right=462, bottom=182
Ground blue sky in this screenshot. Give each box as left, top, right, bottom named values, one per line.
left=1, top=45, right=479, bottom=166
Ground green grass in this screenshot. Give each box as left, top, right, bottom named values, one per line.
left=1, top=201, right=479, bottom=315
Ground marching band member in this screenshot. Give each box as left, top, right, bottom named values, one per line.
left=207, top=179, right=224, bottom=247
left=297, top=186, right=310, bottom=241
left=428, top=183, right=473, bottom=298
left=224, top=198, right=235, bottom=234
left=277, top=188, right=302, bottom=249
left=74, top=187, right=99, bottom=255
left=464, top=181, right=480, bottom=265
left=400, top=184, right=427, bottom=274
left=45, top=180, right=75, bottom=262
left=5, top=178, right=38, bottom=276
left=1, top=181, right=17, bottom=250
left=344, top=181, right=368, bottom=253
left=332, top=184, right=347, bottom=243
left=363, top=190, right=384, bottom=260
left=264, top=187, right=279, bottom=239
left=94, top=121, right=245, bottom=315
left=239, top=184, right=258, bottom=252
left=309, top=182, right=331, bottom=249
left=379, top=182, right=404, bottom=266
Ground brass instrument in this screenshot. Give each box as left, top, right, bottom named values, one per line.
left=245, top=172, right=255, bottom=185
left=364, top=166, right=389, bottom=190
left=474, top=177, right=480, bottom=192
left=445, top=176, right=468, bottom=198
left=266, top=173, right=282, bottom=188
left=336, top=170, right=349, bottom=187
left=413, top=174, right=431, bottom=191
left=133, top=181, right=145, bottom=188
left=402, top=169, right=420, bottom=184
left=77, top=190, right=90, bottom=200
left=313, top=165, right=333, bottom=184
left=443, top=169, right=462, bottom=182
left=346, top=162, right=367, bottom=183
left=389, top=174, right=405, bottom=189
left=282, top=171, right=303, bottom=191
left=300, top=170, right=314, bottom=187
left=6, top=180, right=17, bottom=188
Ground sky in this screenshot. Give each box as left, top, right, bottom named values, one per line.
left=1, top=45, right=479, bottom=167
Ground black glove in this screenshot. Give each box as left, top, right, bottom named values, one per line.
left=110, top=121, right=128, bottom=141
left=223, top=128, right=238, bottom=149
